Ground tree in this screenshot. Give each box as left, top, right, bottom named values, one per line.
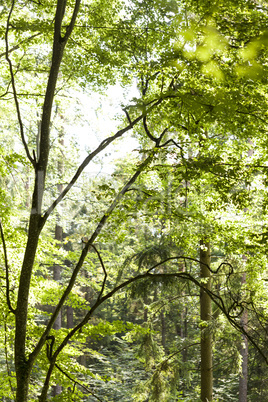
left=1, top=0, right=268, bottom=401
left=1, top=0, right=181, bottom=399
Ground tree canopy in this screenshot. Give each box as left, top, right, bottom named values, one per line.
left=0, top=0, right=268, bottom=401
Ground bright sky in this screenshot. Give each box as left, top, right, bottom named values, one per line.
left=71, top=84, right=139, bottom=176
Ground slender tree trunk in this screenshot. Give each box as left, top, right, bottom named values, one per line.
left=200, top=241, right=213, bottom=402
left=14, top=1, right=72, bottom=398
left=238, top=145, right=252, bottom=401
left=239, top=273, right=248, bottom=402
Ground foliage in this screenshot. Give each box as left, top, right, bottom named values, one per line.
left=0, top=0, right=268, bottom=401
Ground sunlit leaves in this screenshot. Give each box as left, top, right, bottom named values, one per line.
left=201, top=60, right=224, bottom=81
left=1, top=0, right=268, bottom=400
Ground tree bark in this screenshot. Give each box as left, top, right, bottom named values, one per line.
left=200, top=241, right=213, bottom=402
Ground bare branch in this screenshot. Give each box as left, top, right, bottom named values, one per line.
left=143, top=115, right=158, bottom=143
left=158, top=138, right=182, bottom=149
left=5, top=1, right=35, bottom=165
left=30, top=149, right=156, bottom=366
left=41, top=98, right=163, bottom=226
left=123, top=108, right=133, bottom=126
left=90, top=244, right=107, bottom=301
left=157, top=127, right=168, bottom=144
left=56, top=268, right=267, bottom=364
left=0, top=220, right=16, bottom=313
left=37, top=152, right=157, bottom=401
left=0, top=32, right=42, bottom=59
left=143, top=116, right=170, bottom=147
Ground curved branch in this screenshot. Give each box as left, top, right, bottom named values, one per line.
left=146, top=255, right=233, bottom=276
left=58, top=268, right=267, bottom=366
left=157, top=127, right=169, bottom=145
left=41, top=98, right=163, bottom=227
left=143, top=116, right=170, bottom=147
left=38, top=256, right=267, bottom=400
left=123, top=108, right=133, bottom=126
left=143, top=115, right=158, bottom=143
left=158, top=138, right=182, bottom=150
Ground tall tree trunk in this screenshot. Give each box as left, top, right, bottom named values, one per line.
left=200, top=241, right=213, bottom=402
left=238, top=146, right=252, bottom=401
left=239, top=273, right=248, bottom=402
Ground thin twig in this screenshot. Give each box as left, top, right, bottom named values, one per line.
left=0, top=220, right=16, bottom=313
left=158, top=138, right=182, bottom=150
left=143, top=115, right=158, bottom=143
left=0, top=32, right=42, bottom=59
left=146, top=255, right=234, bottom=276
left=5, top=1, right=34, bottom=166
left=123, top=108, right=133, bottom=126
left=4, top=320, right=16, bottom=399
